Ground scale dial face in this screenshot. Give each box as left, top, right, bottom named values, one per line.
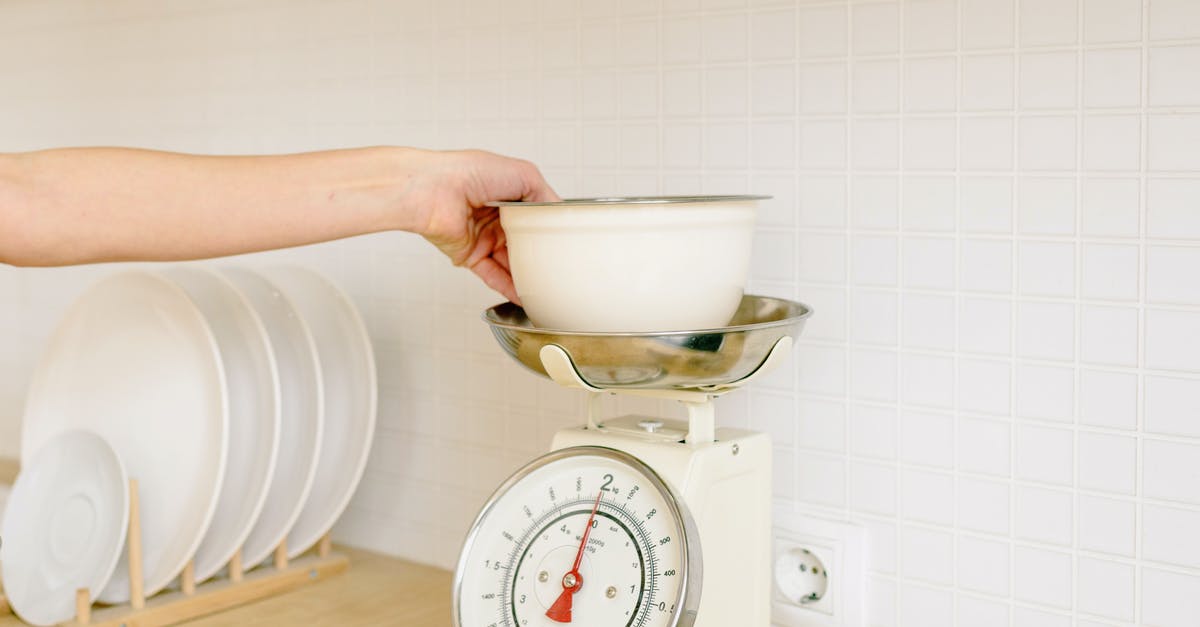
left=454, top=446, right=700, bottom=627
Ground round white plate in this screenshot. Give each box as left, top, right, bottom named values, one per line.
left=1, top=431, right=129, bottom=626
left=21, top=271, right=229, bottom=604
left=221, top=267, right=324, bottom=568
left=261, top=267, right=377, bottom=559
left=165, top=267, right=281, bottom=583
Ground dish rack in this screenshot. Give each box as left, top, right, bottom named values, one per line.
left=1, top=479, right=349, bottom=627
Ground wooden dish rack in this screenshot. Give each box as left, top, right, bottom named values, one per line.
left=0, top=479, right=350, bottom=627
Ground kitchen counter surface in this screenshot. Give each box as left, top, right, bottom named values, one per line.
left=0, top=457, right=454, bottom=626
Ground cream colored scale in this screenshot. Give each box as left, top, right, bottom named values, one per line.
left=454, top=297, right=809, bottom=627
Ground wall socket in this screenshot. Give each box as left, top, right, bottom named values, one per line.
left=772, top=513, right=867, bottom=627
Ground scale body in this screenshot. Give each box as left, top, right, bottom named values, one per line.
left=455, top=296, right=810, bottom=627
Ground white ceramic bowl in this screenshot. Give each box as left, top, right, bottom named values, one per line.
left=495, top=195, right=764, bottom=333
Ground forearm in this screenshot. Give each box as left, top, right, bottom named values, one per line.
left=0, top=146, right=427, bottom=266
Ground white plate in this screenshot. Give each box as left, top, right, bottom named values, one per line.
left=1, top=431, right=128, bottom=626
left=21, top=272, right=228, bottom=603
left=165, top=267, right=281, bottom=583
left=221, top=267, right=324, bottom=568
left=260, top=267, right=377, bottom=559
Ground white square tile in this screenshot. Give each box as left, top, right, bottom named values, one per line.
left=867, top=576, right=897, bottom=624
left=1150, top=114, right=1200, bottom=171
left=581, top=21, right=617, bottom=68
left=956, top=596, right=1009, bottom=627
left=1149, top=0, right=1200, bottom=41
left=663, top=69, right=702, bottom=117
left=904, top=0, right=958, bottom=52
left=864, top=520, right=898, bottom=575
left=957, top=416, right=1012, bottom=477
left=1080, top=305, right=1139, bottom=366
left=1146, top=375, right=1200, bottom=438
left=1019, top=116, right=1077, bottom=171
left=851, top=235, right=899, bottom=286
left=752, top=120, right=796, bottom=169
left=900, top=468, right=954, bottom=525
left=796, top=397, right=844, bottom=452
left=619, top=71, right=658, bottom=118
left=902, top=353, right=950, bottom=408
left=905, top=56, right=956, bottom=112
left=903, top=237, right=956, bottom=290
left=774, top=448, right=796, bottom=499
left=797, top=286, right=847, bottom=342
left=1083, top=48, right=1142, bottom=108
left=797, top=453, right=846, bottom=507
left=1079, top=369, right=1138, bottom=430
left=620, top=124, right=658, bottom=168
left=1144, top=504, right=1200, bottom=569
left=581, top=124, right=619, bottom=167
left=663, top=123, right=703, bottom=167
left=798, top=233, right=847, bottom=284
left=960, top=297, right=1013, bottom=355
left=1018, top=177, right=1076, bottom=235
left=1011, top=608, right=1071, bottom=627
left=1148, top=178, right=1200, bottom=239
left=752, top=174, right=798, bottom=227
left=1143, top=568, right=1200, bottom=627
left=956, top=475, right=1011, bottom=534
left=961, top=177, right=1015, bottom=233
left=1013, top=546, right=1073, bottom=609
left=542, top=75, right=580, bottom=119
left=662, top=16, right=702, bottom=64
left=851, top=289, right=899, bottom=345
left=899, top=583, right=954, bottom=627
left=757, top=391, right=799, bottom=445
left=1018, top=241, right=1075, bottom=297
left=903, top=117, right=956, bottom=170
left=1016, top=424, right=1073, bottom=485
left=853, top=2, right=900, bottom=55
left=800, top=62, right=848, bottom=114
left=901, top=409, right=954, bottom=468
left=799, top=175, right=847, bottom=227
left=751, top=64, right=795, bottom=116
left=849, top=403, right=898, bottom=460
left=1084, top=0, right=1142, bottom=43
left=1078, top=494, right=1136, bottom=556
left=961, top=239, right=1014, bottom=293
left=752, top=230, right=797, bottom=282
left=1150, top=45, right=1200, bottom=106
left=900, top=525, right=954, bottom=585
left=1020, top=51, right=1078, bottom=109
left=962, top=54, right=1015, bottom=111
left=1148, top=245, right=1200, bottom=305
left=902, top=293, right=956, bottom=351
left=798, top=5, right=847, bottom=58
left=962, top=0, right=1015, bottom=49
left=1143, top=439, right=1200, bottom=505
left=902, top=177, right=956, bottom=231
left=1079, top=431, right=1137, bottom=494
left=1082, top=178, right=1140, bottom=237
left=853, top=176, right=900, bottom=229
left=853, top=60, right=900, bottom=113
left=850, top=348, right=898, bottom=402
left=799, top=120, right=847, bottom=168
left=1077, top=557, right=1135, bottom=622
left=703, top=122, right=749, bottom=168
left=1020, top=0, right=1078, bottom=46
left=1081, top=243, right=1139, bottom=301
left=1015, top=363, right=1075, bottom=421
left=750, top=9, right=795, bottom=61
left=959, top=358, right=1013, bottom=416
left=1015, top=484, right=1074, bottom=546
left=960, top=117, right=1015, bottom=171
left=850, top=461, right=898, bottom=515
left=852, top=118, right=900, bottom=170
left=619, top=19, right=657, bottom=67
left=704, top=66, right=748, bottom=116
left=1083, top=114, right=1142, bottom=172
left=1145, top=309, right=1200, bottom=372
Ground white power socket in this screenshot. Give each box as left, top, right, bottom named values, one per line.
left=771, top=513, right=867, bottom=627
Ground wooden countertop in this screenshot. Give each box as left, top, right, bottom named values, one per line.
left=0, top=457, right=454, bottom=626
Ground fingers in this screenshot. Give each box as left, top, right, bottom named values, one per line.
left=470, top=254, right=522, bottom=305
left=518, top=159, right=561, bottom=203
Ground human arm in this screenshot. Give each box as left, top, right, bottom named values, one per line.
left=0, top=146, right=557, bottom=302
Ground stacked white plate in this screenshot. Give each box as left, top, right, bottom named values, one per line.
left=10, top=265, right=376, bottom=620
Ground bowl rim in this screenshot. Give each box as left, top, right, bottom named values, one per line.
left=486, top=194, right=771, bottom=208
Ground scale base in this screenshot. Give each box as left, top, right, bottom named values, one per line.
left=552, top=417, right=772, bottom=627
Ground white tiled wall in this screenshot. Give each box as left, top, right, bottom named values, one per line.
left=1, top=0, right=1199, bottom=624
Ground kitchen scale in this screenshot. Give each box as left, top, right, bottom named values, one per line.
left=453, top=295, right=811, bottom=627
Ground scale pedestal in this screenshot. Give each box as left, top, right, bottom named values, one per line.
left=539, top=338, right=792, bottom=627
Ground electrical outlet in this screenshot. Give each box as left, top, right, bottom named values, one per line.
left=772, top=513, right=867, bottom=627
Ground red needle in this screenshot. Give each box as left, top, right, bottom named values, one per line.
left=545, top=492, right=603, bottom=623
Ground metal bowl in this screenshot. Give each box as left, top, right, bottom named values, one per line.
left=483, top=295, right=811, bottom=391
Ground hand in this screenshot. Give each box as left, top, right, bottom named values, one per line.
left=402, top=149, right=559, bottom=304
